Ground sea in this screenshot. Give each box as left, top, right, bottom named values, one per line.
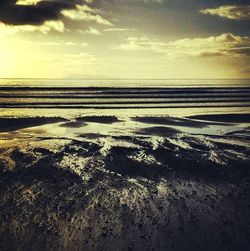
left=0, top=78, right=249, bottom=118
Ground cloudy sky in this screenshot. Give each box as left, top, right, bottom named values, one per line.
left=0, top=0, right=249, bottom=78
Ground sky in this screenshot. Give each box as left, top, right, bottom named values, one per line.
left=0, top=0, right=249, bottom=79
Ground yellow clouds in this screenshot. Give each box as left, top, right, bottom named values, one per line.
left=0, top=20, right=65, bottom=34
left=0, top=0, right=249, bottom=79
left=16, top=0, right=44, bottom=5
left=115, top=33, right=250, bottom=78
left=82, top=27, right=102, bottom=35
left=201, top=5, right=250, bottom=20
left=61, top=4, right=112, bottom=26
left=0, top=2, right=112, bottom=35
left=119, top=36, right=166, bottom=52
left=104, top=28, right=137, bottom=32
left=118, top=33, right=250, bottom=58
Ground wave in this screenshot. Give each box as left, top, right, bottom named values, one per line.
left=0, top=86, right=250, bottom=109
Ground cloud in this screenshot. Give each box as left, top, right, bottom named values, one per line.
left=104, top=27, right=136, bottom=32
left=0, top=20, right=65, bottom=34
left=16, top=0, right=44, bottom=5
left=0, top=1, right=112, bottom=34
left=0, top=0, right=76, bottom=26
left=200, top=5, right=250, bottom=20
left=118, top=33, right=250, bottom=58
left=0, top=1, right=110, bottom=26
left=61, top=4, right=112, bottom=25
left=79, top=26, right=102, bottom=35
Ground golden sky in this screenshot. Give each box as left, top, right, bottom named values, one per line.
left=0, top=0, right=250, bottom=79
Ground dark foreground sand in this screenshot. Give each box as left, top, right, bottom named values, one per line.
left=0, top=114, right=250, bottom=251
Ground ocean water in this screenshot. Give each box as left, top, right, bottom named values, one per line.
left=0, top=79, right=249, bottom=118
left=0, top=78, right=250, bottom=88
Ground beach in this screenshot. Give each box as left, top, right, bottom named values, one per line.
left=1, top=0, right=250, bottom=248
left=0, top=106, right=250, bottom=250
left=0, top=81, right=250, bottom=250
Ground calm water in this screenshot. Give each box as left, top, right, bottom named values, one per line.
left=0, top=78, right=250, bottom=88
left=0, top=79, right=249, bottom=118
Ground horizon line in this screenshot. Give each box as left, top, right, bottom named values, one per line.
left=0, top=78, right=250, bottom=80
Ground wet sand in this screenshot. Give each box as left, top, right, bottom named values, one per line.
left=0, top=114, right=250, bottom=251
left=188, top=113, right=250, bottom=123
left=76, top=116, right=121, bottom=124
left=0, top=117, right=67, bottom=132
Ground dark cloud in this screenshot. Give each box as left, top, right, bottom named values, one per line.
left=230, top=47, right=250, bottom=57
left=0, top=0, right=81, bottom=25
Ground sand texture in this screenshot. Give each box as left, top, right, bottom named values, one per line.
left=0, top=114, right=250, bottom=251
